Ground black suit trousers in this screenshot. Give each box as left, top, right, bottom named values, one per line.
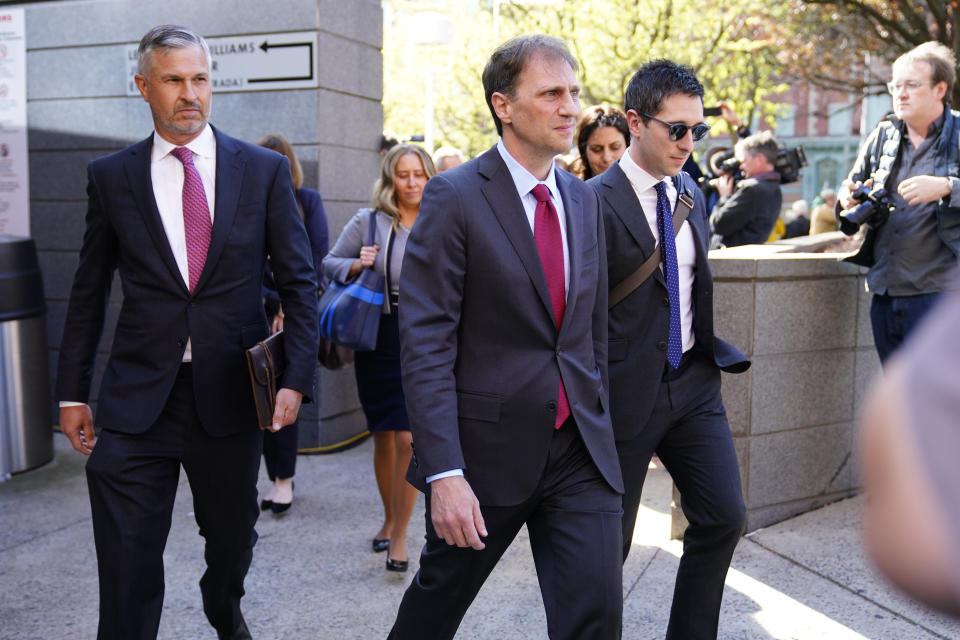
left=262, top=421, right=298, bottom=480
left=85, top=365, right=262, bottom=639
left=388, top=423, right=623, bottom=640
left=617, top=352, right=745, bottom=640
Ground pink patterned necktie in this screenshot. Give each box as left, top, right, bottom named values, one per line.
left=531, top=183, right=570, bottom=430
left=171, top=146, right=212, bottom=293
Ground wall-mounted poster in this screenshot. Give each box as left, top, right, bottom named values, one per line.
left=0, top=8, right=28, bottom=238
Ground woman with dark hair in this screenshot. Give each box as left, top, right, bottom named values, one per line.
left=322, top=144, right=436, bottom=572
left=255, top=133, right=329, bottom=515
left=576, top=105, right=630, bottom=180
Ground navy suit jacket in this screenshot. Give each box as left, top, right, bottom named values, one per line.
left=588, top=163, right=749, bottom=442
left=56, top=126, right=319, bottom=437
left=399, top=146, right=623, bottom=506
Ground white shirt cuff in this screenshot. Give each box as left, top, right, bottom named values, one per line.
left=426, top=469, right=464, bottom=483
left=59, top=401, right=87, bottom=408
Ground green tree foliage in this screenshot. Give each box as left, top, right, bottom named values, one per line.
left=788, top=0, right=960, bottom=104
left=383, top=0, right=795, bottom=158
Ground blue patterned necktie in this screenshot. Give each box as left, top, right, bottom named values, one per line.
left=654, top=181, right=682, bottom=369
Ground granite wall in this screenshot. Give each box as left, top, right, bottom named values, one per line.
left=672, top=235, right=880, bottom=534
left=25, top=0, right=381, bottom=449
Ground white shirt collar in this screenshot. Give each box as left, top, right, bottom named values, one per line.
left=496, top=139, right=560, bottom=201
left=151, top=124, right=216, bottom=162
left=618, top=146, right=664, bottom=194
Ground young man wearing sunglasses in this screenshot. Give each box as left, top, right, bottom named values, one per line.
left=708, top=130, right=783, bottom=247
left=588, top=59, right=750, bottom=640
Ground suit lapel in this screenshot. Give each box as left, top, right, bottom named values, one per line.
left=124, top=135, right=188, bottom=294
left=477, top=147, right=555, bottom=324
left=600, top=163, right=664, bottom=285
left=600, top=164, right=657, bottom=258
left=555, top=169, right=581, bottom=330
left=194, top=126, right=244, bottom=293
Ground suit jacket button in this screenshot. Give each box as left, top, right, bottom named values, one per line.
left=656, top=340, right=667, bottom=351
left=661, top=297, right=670, bottom=307
left=546, top=401, right=557, bottom=413
left=177, top=339, right=185, bottom=347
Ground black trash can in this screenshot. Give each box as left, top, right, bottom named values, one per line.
left=0, top=235, right=53, bottom=478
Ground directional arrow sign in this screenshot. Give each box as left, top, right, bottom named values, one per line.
left=250, top=39, right=313, bottom=83
left=125, top=30, right=318, bottom=95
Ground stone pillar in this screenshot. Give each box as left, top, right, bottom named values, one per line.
left=27, top=0, right=382, bottom=448
left=672, top=235, right=880, bottom=535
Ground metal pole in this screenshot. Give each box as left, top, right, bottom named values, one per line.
left=425, top=68, right=435, bottom=154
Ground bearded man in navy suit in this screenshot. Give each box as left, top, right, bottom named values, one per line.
left=56, top=25, right=318, bottom=640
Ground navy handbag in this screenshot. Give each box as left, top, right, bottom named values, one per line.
left=318, top=211, right=385, bottom=351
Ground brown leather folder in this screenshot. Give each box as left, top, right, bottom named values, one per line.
left=245, top=330, right=284, bottom=430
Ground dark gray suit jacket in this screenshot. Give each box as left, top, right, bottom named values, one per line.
left=399, top=146, right=623, bottom=506
left=56, top=127, right=319, bottom=437
left=589, top=164, right=750, bottom=442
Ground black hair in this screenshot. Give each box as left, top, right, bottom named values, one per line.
left=623, top=59, right=704, bottom=124
left=576, top=106, right=629, bottom=179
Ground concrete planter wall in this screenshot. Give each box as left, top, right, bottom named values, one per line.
left=672, top=234, right=880, bottom=535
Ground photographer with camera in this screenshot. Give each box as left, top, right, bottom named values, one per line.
left=709, top=130, right=783, bottom=247
left=838, top=41, right=960, bottom=363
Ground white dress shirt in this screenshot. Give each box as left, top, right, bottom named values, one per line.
left=495, top=139, right=570, bottom=295
left=60, top=126, right=217, bottom=407
left=618, top=150, right=696, bottom=353
left=426, top=141, right=571, bottom=484
left=150, top=124, right=217, bottom=361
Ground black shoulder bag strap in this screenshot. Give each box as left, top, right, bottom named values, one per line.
left=379, top=211, right=397, bottom=314
left=608, top=173, right=694, bottom=309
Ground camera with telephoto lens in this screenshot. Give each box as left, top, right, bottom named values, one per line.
left=711, top=146, right=806, bottom=185
left=838, top=185, right=893, bottom=235
left=775, top=146, right=807, bottom=184
left=718, top=154, right=741, bottom=176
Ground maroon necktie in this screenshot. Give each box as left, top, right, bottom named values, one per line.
left=531, top=183, right=570, bottom=429
left=171, top=146, right=212, bottom=293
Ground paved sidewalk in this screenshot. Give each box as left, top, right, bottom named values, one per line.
left=1, top=433, right=958, bottom=639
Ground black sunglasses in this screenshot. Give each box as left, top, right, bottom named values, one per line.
left=643, top=114, right=711, bottom=142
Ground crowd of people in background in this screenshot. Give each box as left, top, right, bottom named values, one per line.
left=384, top=104, right=844, bottom=248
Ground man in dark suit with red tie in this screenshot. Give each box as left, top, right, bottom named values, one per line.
left=588, top=60, right=750, bottom=640
left=56, top=25, right=318, bottom=640
left=388, top=35, right=623, bottom=640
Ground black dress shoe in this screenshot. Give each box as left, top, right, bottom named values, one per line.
left=372, top=538, right=390, bottom=553
left=218, top=617, right=252, bottom=640
left=259, top=499, right=273, bottom=511
left=385, top=557, right=409, bottom=572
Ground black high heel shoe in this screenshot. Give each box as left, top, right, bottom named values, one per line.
left=372, top=538, right=390, bottom=553
left=260, top=499, right=273, bottom=511
left=385, top=557, right=409, bottom=572
left=270, top=481, right=294, bottom=514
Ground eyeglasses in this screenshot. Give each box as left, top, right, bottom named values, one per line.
left=643, top=114, right=711, bottom=142
left=886, top=80, right=934, bottom=94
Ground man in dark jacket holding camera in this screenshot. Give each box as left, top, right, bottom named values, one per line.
left=839, top=41, right=960, bottom=363
left=708, top=131, right=783, bottom=247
